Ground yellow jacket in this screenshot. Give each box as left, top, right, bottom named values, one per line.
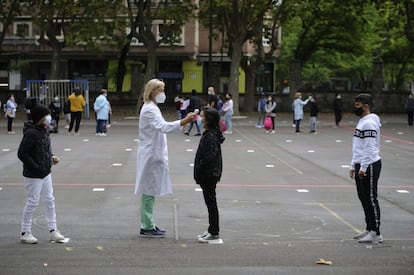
left=68, top=93, right=86, bottom=112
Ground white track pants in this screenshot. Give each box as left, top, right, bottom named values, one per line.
left=21, top=174, right=57, bottom=232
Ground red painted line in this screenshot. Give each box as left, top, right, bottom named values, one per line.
left=1, top=182, right=413, bottom=189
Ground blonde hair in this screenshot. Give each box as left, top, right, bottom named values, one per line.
left=143, top=79, right=165, bottom=103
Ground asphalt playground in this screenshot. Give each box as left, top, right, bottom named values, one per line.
left=0, top=111, right=413, bottom=275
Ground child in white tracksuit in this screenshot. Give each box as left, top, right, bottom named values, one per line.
left=17, top=103, right=65, bottom=244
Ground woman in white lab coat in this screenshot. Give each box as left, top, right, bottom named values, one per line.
left=135, top=78, right=194, bottom=238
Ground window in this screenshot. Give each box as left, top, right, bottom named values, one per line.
left=13, top=22, right=32, bottom=37
left=155, top=20, right=184, bottom=46
left=126, top=27, right=143, bottom=46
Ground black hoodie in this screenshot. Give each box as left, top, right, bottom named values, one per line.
left=194, top=128, right=225, bottom=184
left=18, top=122, right=53, bottom=178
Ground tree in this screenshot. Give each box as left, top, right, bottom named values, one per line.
left=116, top=0, right=195, bottom=102
left=0, top=0, right=22, bottom=54
left=200, top=0, right=276, bottom=115
left=29, top=0, right=124, bottom=79
left=279, top=0, right=372, bottom=93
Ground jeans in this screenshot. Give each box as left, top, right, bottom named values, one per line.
left=140, top=194, right=155, bottom=230
left=96, top=119, right=106, bottom=133
left=224, top=110, right=233, bottom=132
left=186, top=120, right=201, bottom=134
left=7, top=115, right=14, bottom=132
left=21, top=174, right=57, bottom=232
left=310, top=116, right=317, bottom=132
left=295, top=119, right=302, bottom=132
left=257, top=111, right=265, bottom=126
left=200, top=181, right=219, bottom=235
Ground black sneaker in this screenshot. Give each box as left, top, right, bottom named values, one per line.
left=155, top=226, right=166, bottom=234
left=139, top=228, right=165, bottom=238
left=194, top=133, right=201, bottom=136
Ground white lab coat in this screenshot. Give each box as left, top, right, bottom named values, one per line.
left=135, top=101, right=182, bottom=196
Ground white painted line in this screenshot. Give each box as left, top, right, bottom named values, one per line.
left=186, top=149, right=194, bottom=152
left=297, top=189, right=309, bottom=193
left=83, top=139, right=89, bottom=142
left=134, top=139, right=139, bottom=142
left=195, top=188, right=202, bottom=192
left=247, top=149, right=255, bottom=153
left=397, top=132, right=404, bottom=135
left=185, top=139, right=191, bottom=142
left=307, top=150, right=315, bottom=153
left=396, top=190, right=410, bottom=194
left=93, top=188, right=105, bottom=192
left=2, top=148, right=10, bottom=152
left=0, top=188, right=2, bottom=191
left=112, top=163, right=123, bottom=167
left=189, top=163, right=194, bottom=167
left=336, top=140, right=342, bottom=143
left=385, top=140, right=392, bottom=143
left=64, top=148, right=72, bottom=152
left=341, top=165, right=350, bottom=168
left=265, top=164, right=275, bottom=168
left=285, top=140, right=292, bottom=143
left=125, top=148, right=133, bottom=151
left=235, top=139, right=242, bottom=143
left=207, top=239, right=223, bottom=244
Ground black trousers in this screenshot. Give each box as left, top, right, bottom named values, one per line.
left=200, top=181, right=219, bottom=235
left=69, top=111, right=82, bottom=133
left=355, top=160, right=382, bottom=234
left=334, top=110, right=342, bottom=126
left=407, top=111, right=413, bottom=126
left=7, top=115, right=14, bottom=132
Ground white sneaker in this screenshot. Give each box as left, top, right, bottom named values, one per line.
left=74, top=132, right=80, bottom=136
left=271, top=130, right=275, bottom=134
left=20, top=232, right=38, bottom=244
left=100, top=133, right=107, bottom=136
left=50, top=230, right=65, bottom=242
left=353, top=230, right=369, bottom=240
left=358, top=231, right=383, bottom=243
left=198, top=233, right=219, bottom=243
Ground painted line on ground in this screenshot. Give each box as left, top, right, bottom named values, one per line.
left=314, top=202, right=360, bottom=234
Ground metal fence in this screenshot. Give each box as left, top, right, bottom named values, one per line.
left=25, top=79, right=90, bottom=119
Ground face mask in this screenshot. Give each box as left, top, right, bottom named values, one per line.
left=54, top=97, right=59, bottom=101
left=337, top=96, right=341, bottom=99
left=155, top=92, right=166, bottom=104
left=44, top=115, right=52, bottom=125
left=353, top=106, right=364, bottom=117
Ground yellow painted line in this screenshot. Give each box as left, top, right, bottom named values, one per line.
left=308, top=203, right=360, bottom=234
left=65, top=247, right=73, bottom=251
left=96, top=246, right=104, bottom=251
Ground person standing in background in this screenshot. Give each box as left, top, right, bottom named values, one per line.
left=222, top=93, right=233, bottom=134
left=264, top=95, right=276, bottom=134
left=48, top=95, right=61, bottom=133
left=309, top=95, right=319, bottom=134
left=292, top=92, right=311, bottom=133
left=405, top=93, right=414, bottom=126
left=67, top=87, right=86, bottom=136
left=333, top=93, right=343, bottom=128
left=94, top=89, right=110, bottom=136
left=185, top=89, right=202, bottom=136
left=256, top=93, right=266, bottom=128
left=5, top=93, right=17, bottom=134
left=207, top=87, right=218, bottom=110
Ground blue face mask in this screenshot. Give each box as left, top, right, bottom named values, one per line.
left=44, top=115, right=52, bottom=125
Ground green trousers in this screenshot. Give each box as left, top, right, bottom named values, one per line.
left=140, top=194, right=155, bottom=230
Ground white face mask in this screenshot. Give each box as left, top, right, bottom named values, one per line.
left=155, top=92, right=166, bottom=104
left=45, top=115, right=52, bottom=125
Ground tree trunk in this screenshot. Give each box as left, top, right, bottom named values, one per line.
left=289, top=60, right=301, bottom=95
left=228, top=38, right=244, bottom=116
left=244, top=66, right=256, bottom=113
left=116, top=42, right=130, bottom=93
left=50, top=44, right=62, bottom=80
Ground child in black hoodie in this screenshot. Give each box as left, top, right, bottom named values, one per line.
left=17, top=103, right=65, bottom=244
left=194, top=106, right=225, bottom=243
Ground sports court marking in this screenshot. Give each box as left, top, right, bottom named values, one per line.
left=93, top=188, right=105, bottom=192
left=2, top=148, right=10, bottom=152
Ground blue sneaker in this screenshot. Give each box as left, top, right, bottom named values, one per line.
left=155, top=226, right=166, bottom=234
left=139, top=228, right=165, bottom=238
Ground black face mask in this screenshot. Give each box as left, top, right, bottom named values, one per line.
left=353, top=106, right=364, bottom=116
